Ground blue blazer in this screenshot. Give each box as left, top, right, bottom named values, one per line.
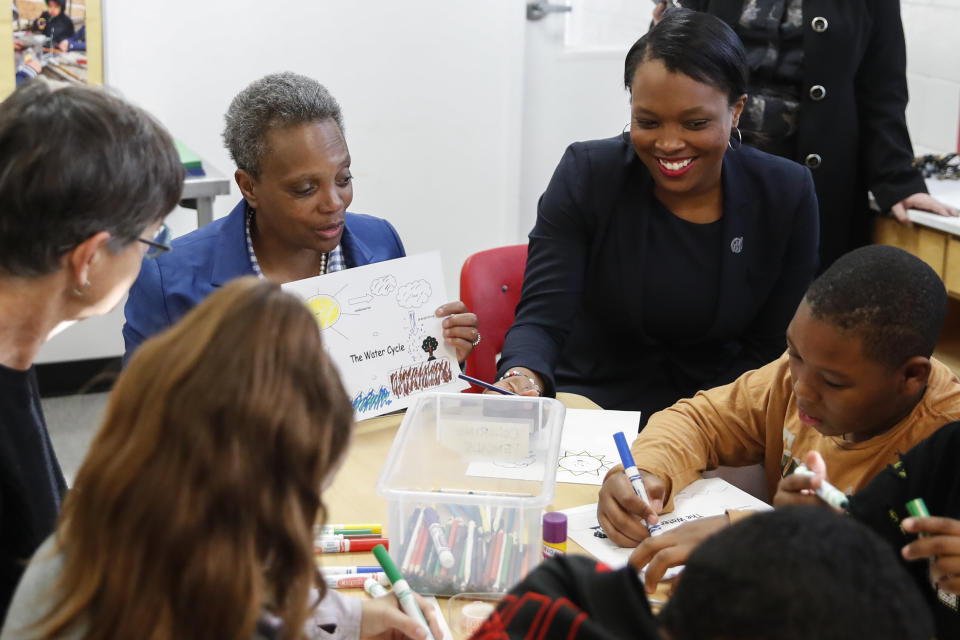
left=498, top=136, right=820, bottom=426
left=122, top=200, right=405, bottom=362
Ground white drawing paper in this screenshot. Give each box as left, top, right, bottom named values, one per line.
left=465, top=409, right=641, bottom=485
left=563, top=477, right=772, bottom=577
left=282, top=252, right=467, bottom=420
left=555, top=410, right=641, bottom=484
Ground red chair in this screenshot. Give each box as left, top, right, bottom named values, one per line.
left=459, top=244, right=528, bottom=392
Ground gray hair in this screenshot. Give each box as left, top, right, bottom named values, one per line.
left=0, top=79, right=184, bottom=277
left=222, top=72, right=345, bottom=177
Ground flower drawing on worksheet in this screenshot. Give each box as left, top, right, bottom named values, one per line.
left=557, top=450, right=615, bottom=477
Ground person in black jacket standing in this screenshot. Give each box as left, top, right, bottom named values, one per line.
left=668, top=0, right=957, bottom=270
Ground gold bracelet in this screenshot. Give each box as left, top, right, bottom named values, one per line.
left=501, top=369, right=542, bottom=396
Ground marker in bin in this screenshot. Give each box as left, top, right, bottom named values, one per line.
left=423, top=507, right=456, bottom=569
left=613, top=431, right=660, bottom=534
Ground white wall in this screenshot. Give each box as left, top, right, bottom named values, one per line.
left=38, top=0, right=528, bottom=364
left=902, top=0, right=960, bottom=155
left=102, top=0, right=525, bottom=292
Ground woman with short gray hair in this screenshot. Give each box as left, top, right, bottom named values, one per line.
left=122, top=71, right=480, bottom=366
left=222, top=71, right=345, bottom=179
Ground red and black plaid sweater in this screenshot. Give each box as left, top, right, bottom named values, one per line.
left=469, top=555, right=660, bottom=640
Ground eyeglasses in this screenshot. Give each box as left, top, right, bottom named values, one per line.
left=138, top=222, right=172, bottom=259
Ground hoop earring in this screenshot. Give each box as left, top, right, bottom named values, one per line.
left=728, top=127, right=742, bottom=150
left=622, top=122, right=630, bottom=137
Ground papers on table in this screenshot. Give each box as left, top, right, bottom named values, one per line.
left=908, top=209, right=960, bottom=235
left=907, top=176, right=960, bottom=235
left=282, top=252, right=467, bottom=420
left=465, top=409, right=642, bottom=486
left=555, top=410, right=641, bottom=485
left=562, top=477, right=772, bottom=576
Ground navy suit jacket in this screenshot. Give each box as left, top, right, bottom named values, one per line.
left=499, top=136, right=820, bottom=427
left=122, top=200, right=405, bottom=362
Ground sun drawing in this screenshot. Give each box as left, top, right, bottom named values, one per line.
left=557, top=450, right=615, bottom=476
left=306, top=294, right=341, bottom=330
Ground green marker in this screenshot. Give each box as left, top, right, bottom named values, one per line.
left=498, top=534, right=515, bottom=590
left=372, top=544, right=436, bottom=640
left=906, top=497, right=931, bottom=537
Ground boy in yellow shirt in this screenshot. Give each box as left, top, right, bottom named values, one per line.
left=597, top=245, right=960, bottom=564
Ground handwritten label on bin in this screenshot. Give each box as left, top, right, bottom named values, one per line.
left=438, top=417, right=531, bottom=459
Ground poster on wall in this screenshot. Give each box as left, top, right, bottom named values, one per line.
left=283, top=252, right=468, bottom=420
left=4, top=0, right=104, bottom=99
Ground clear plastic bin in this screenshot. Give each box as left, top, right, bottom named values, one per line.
left=375, top=393, right=565, bottom=596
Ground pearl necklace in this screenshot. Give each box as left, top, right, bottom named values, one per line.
left=319, top=252, right=328, bottom=275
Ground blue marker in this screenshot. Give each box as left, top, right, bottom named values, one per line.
left=457, top=372, right=518, bottom=396
left=318, top=565, right=382, bottom=574
left=613, top=431, right=659, bottom=534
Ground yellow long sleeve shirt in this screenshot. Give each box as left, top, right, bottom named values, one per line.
left=631, top=352, right=960, bottom=507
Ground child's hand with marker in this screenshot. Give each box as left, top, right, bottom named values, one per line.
left=359, top=593, right=445, bottom=640
left=597, top=467, right=666, bottom=546
left=628, top=514, right=731, bottom=593
left=902, top=515, right=960, bottom=596
left=598, top=433, right=668, bottom=547
left=773, top=451, right=847, bottom=510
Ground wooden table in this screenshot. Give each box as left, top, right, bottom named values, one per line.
left=320, top=393, right=667, bottom=631
left=874, top=176, right=960, bottom=297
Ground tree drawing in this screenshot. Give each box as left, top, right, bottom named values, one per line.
left=422, top=336, right=439, bottom=360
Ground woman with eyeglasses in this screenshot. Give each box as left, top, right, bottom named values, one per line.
left=0, top=79, right=184, bottom=620
left=122, top=71, right=480, bottom=368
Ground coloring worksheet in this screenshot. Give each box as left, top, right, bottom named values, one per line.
left=282, top=252, right=467, bottom=420
left=465, top=409, right=642, bottom=485
left=562, top=477, right=772, bottom=577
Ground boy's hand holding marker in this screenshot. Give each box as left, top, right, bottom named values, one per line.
left=774, top=451, right=850, bottom=510
left=629, top=451, right=856, bottom=595
left=596, top=432, right=667, bottom=547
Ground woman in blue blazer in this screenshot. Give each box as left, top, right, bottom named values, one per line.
left=495, top=10, right=819, bottom=428
left=123, top=72, right=479, bottom=364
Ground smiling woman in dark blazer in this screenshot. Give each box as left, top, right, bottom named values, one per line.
left=494, top=9, right=819, bottom=428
